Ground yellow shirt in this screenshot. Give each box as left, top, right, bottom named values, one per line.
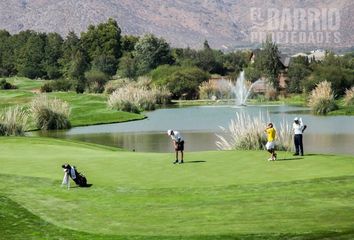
left=266, top=128, right=276, bottom=142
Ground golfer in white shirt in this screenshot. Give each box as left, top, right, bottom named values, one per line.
left=292, top=117, right=307, bottom=156
left=167, top=129, right=184, bottom=164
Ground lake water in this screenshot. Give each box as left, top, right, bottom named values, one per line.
left=33, top=105, right=354, bottom=155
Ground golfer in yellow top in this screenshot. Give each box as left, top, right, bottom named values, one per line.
left=265, top=123, right=277, bottom=161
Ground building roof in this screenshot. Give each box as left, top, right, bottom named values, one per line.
left=279, top=54, right=291, bottom=68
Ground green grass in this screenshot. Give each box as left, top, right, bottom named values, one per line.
left=0, top=77, right=145, bottom=128
left=329, top=99, right=354, bottom=116
left=4, top=76, right=46, bottom=90
left=1, top=137, right=354, bottom=239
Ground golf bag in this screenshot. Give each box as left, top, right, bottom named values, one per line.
left=62, top=164, right=88, bottom=187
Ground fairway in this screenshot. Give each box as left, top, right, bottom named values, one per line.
left=0, top=137, right=354, bottom=239
left=0, top=77, right=145, bottom=128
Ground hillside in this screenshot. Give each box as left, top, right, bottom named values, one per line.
left=0, top=0, right=353, bottom=51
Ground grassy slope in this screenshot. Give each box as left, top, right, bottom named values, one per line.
left=0, top=77, right=145, bottom=127
left=0, top=137, right=353, bottom=239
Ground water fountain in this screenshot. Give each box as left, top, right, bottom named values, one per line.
left=231, top=71, right=260, bottom=106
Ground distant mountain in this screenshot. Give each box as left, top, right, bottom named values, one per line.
left=0, top=0, right=353, bottom=51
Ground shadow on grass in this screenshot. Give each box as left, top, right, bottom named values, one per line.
left=305, top=153, right=336, bottom=157
left=69, top=184, right=93, bottom=188
left=277, top=157, right=303, bottom=161
left=184, top=160, right=206, bottom=164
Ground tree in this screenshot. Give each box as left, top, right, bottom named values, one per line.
left=15, top=32, right=47, bottom=79
left=287, top=56, right=311, bottom=93
left=303, top=53, right=354, bottom=96
left=151, top=65, right=209, bottom=99
left=195, top=41, right=225, bottom=74
left=244, top=65, right=261, bottom=83
left=44, top=33, right=63, bottom=79
left=67, top=50, right=89, bottom=93
left=80, top=18, right=122, bottom=62
left=121, top=35, right=139, bottom=53
left=167, top=67, right=209, bottom=99
left=134, top=34, right=173, bottom=75
left=223, top=51, right=248, bottom=79
left=117, top=53, right=138, bottom=79
left=254, top=36, right=282, bottom=89
left=59, top=31, right=81, bottom=77
left=0, top=30, right=13, bottom=76
left=92, top=54, right=117, bottom=76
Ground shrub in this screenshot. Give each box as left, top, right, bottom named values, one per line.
left=265, top=85, right=278, bottom=101
left=0, top=106, right=28, bottom=136
left=199, top=81, right=215, bottom=99
left=85, top=69, right=109, bottom=93
left=30, top=95, right=71, bottom=130
left=151, top=65, right=209, bottom=99
left=308, top=81, right=338, bottom=115
left=344, top=86, right=354, bottom=106
left=198, top=80, right=233, bottom=100
left=0, top=79, right=17, bottom=90
left=40, top=79, right=74, bottom=93
left=40, top=83, right=53, bottom=93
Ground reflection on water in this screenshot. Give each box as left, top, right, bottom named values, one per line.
left=32, top=105, right=354, bottom=155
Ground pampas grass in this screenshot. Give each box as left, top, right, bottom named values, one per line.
left=344, top=86, right=354, bottom=106
left=108, top=85, right=156, bottom=113
left=216, top=112, right=267, bottom=150
left=30, top=95, right=71, bottom=130
left=216, top=112, right=292, bottom=151
left=276, top=118, right=293, bottom=152
left=0, top=106, right=28, bottom=136
left=308, top=81, right=338, bottom=115
left=107, top=78, right=171, bottom=113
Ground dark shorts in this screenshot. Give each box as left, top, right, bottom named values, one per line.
left=175, top=141, right=184, bottom=151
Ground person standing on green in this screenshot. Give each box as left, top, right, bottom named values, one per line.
left=293, top=117, right=307, bottom=156
left=167, top=129, right=184, bottom=164
left=265, top=123, right=277, bottom=161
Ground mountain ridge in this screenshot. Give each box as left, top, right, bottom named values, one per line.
left=0, top=0, right=353, bottom=51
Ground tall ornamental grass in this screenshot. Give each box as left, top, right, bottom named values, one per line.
left=0, top=106, right=28, bottom=136
left=108, top=85, right=156, bottom=113
left=216, top=112, right=292, bottom=151
left=107, top=81, right=171, bottom=113
left=216, top=112, right=267, bottom=150
left=30, top=95, right=71, bottom=130
left=276, top=118, right=293, bottom=152
left=308, top=81, right=338, bottom=115
left=344, top=86, right=354, bottom=106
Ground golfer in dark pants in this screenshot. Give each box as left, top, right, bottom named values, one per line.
left=292, top=117, right=307, bottom=156
left=167, top=129, right=184, bottom=164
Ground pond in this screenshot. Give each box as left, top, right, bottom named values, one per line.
left=32, top=105, right=354, bottom=155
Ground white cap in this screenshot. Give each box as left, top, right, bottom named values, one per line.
left=294, top=117, right=299, bottom=121
left=167, top=129, right=172, bottom=135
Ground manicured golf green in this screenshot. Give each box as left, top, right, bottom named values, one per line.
left=0, top=137, right=353, bottom=239
left=0, top=77, right=145, bottom=128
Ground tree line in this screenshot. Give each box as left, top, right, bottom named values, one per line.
left=0, top=18, right=353, bottom=99
left=0, top=18, right=250, bottom=96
